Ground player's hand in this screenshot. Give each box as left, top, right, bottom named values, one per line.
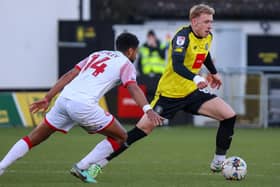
left=146, top=110, right=165, bottom=126
left=207, top=74, right=222, bottom=89
left=29, top=98, right=50, bottom=113
left=196, top=81, right=208, bottom=89
left=193, top=75, right=208, bottom=89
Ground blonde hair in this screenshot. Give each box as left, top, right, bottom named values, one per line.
left=189, top=4, right=215, bottom=20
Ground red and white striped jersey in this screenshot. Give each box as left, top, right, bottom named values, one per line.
left=60, top=50, right=137, bottom=104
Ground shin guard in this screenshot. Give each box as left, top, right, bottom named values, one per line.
left=216, top=115, right=236, bottom=155
left=107, top=127, right=147, bottom=161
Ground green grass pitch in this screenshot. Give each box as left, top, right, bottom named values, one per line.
left=0, top=125, right=280, bottom=187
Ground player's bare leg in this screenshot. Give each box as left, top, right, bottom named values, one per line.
left=135, top=114, right=157, bottom=134
left=0, top=121, right=56, bottom=176
left=86, top=114, right=157, bottom=179
left=98, top=118, right=128, bottom=145
left=198, top=97, right=235, bottom=121
left=198, top=97, right=236, bottom=172
left=104, top=114, right=155, bottom=162
left=71, top=118, right=127, bottom=181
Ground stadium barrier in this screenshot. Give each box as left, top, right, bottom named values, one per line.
left=2, top=72, right=279, bottom=128
left=195, top=70, right=280, bottom=128
left=0, top=92, right=108, bottom=127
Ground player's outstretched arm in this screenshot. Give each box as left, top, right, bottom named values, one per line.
left=29, top=68, right=80, bottom=113
left=126, top=83, right=164, bottom=126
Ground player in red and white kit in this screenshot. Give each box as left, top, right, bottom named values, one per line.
left=0, top=33, right=164, bottom=183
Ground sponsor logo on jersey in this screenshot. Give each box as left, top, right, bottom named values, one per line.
left=192, top=54, right=206, bottom=69
left=174, top=47, right=183, bottom=53
left=176, top=36, right=185, bottom=46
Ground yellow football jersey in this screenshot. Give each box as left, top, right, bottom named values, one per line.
left=155, top=26, right=212, bottom=98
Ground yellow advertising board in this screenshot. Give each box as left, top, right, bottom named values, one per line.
left=12, top=92, right=108, bottom=127
left=0, top=110, right=9, bottom=123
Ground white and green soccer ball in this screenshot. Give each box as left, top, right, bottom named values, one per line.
left=222, top=156, right=247, bottom=181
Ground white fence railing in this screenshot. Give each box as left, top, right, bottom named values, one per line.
left=195, top=68, right=280, bottom=128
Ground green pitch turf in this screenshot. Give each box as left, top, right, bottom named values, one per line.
left=0, top=125, right=279, bottom=187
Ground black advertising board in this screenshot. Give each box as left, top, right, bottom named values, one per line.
left=247, top=35, right=280, bottom=67
left=58, top=21, right=114, bottom=76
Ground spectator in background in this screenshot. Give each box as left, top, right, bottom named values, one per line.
left=137, top=30, right=167, bottom=102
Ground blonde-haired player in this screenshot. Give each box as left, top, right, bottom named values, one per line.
left=85, top=4, right=237, bottom=180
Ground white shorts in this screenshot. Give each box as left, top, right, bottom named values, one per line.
left=45, top=97, right=114, bottom=133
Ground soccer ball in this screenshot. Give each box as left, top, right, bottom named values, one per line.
left=222, top=156, right=247, bottom=181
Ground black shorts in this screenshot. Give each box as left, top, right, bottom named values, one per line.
left=151, top=89, right=217, bottom=119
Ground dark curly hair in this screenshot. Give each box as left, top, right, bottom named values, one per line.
left=116, top=32, right=139, bottom=52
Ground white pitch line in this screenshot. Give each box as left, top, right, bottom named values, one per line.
left=5, top=170, right=69, bottom=174
left=16, top=161, right=73, bottom=164
left=272, top=163, right=280, bottom=166
left=4, top=170, right=273, bottom=178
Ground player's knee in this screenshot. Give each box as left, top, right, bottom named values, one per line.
left=136, top=115, right=155, bottom=134
left=140, top=127, right=153, bottom=135
left=122, top=132, right=128, bottom=143
left=136, top=123, right=155, bottom=135
left=221, top=108, right=236, bottom=120
left=117, top=132, right=128, bottom=145
left=228, top=111, right=236, bottom=119
left=220, top=115, right=236, bottom=134
left=226, top=115, right=236, bottom=125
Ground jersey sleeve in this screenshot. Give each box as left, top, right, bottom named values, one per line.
left=75, top=57, right=89, bottom=70
left=120, top=62, right=137, bottom=87
left=171, top=27, right=196, bottom=80
left=203, top=52, right=217, bottom=74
